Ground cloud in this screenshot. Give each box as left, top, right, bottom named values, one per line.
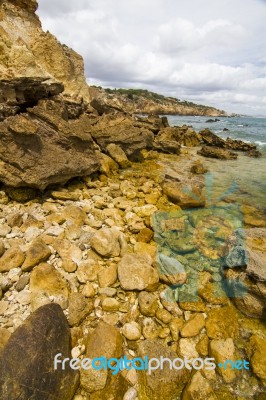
left=37, top=0, right=266, bottom=115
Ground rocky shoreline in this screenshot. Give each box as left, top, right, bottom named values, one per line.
left=0, top=0, right=265, bottom=399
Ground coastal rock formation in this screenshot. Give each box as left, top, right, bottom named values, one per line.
left=89, top=87, right=227, bottom=116
left=0, top=303, right=79, bottom=400
left=153, top=126, right=200, bottom=154
left=197, top=145, right=238, bottom=160
left=0, top=0, right=90, bottom=100
left=90, top=113, right=154, bottom=161
left=0, top=98, right=100, bottom=190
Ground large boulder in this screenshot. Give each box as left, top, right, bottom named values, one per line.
left=0, top=303, right=79, bottom=400
left=199, top=128, right=226, bottom=147
left=197, top=145, right=238, bottom=160
left=90, top=113, right=154, bottom=160
left=153, top=126, right=200, bottom=153
left=0, top=98, right=100, bottom=189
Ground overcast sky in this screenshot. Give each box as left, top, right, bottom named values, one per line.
left=37, top=0, right=266, bottom=115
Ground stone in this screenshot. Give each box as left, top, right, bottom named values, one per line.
left=156, top=253, right=187, bottom=285
left=0, top=223, right=11, bottom=237
left=137, top=339, right=189, bottom=400
left=21, top=238, right=51, bottom=271
left=90, top=227, right=121, bottom=257
left=98, top=264, right=117, bottom=287
left=6, top=212, right=23, bottom=227
left=142, top=318, right=160, bottom=340
left=190, top=160, right=208, bottom=174
left=118, top=253, right=159, bottom=291
left=0, top=300, right=8, bottom=315
left=68, top=292, right=93, bottom=327
left=53, top=239, right=83, bottom=273
left=137, top=227, right=154, bottom=243
left=210, top=338, right=238, bottom=383
left=247, top=335, right=266, bottom=384
left=182, top=371, right=217, bottom=400
left=198, top=146, right=237, bottom=160
left=106, top=143, right=130, bottom=168
left=102, top=297, right=120, bottom=312
left=61, top=206, right=87, bottom=226
left=123, top=387, right=138, bottom=400
left=0, top=246, right=25, bottom=272
left=98, top=152, right=119, bottom=176
left=133, top=204, right=158, bottom=217
left=4, top=187, right=37, bottom=202
left=178, top=338, right=199, bottom=359
left=196, top=335, right=209, bottom=357
left=0, top=304, right=79, bottom=400
left=122, top=322, right=141, bottom=341
left=90, top=113, right=154, bottom=160
left=199, top=128, right=226, bottom=147
left=169, top=318, right=183, bottom=340
left=0, top=327, right=11, bottom=352
left=76, top=260, right=101, bottom=283
left=163, top=179, right=205, bottom=208
left=81, top=321, right=122, bottom=393
left=0, top=240, right=5, bottom=257
left=156, top=308, right=172, bottom=324
left=180, top=313, right=205, bottom=337
left=29, top=263, right=69, bottom=310
left=82, top=282, right=96, bottom=298
left=0, top=101, right=100, bottom=189
left=206, top=304, right=239, bottom=339
left=138, top=291, right=158, bottom=316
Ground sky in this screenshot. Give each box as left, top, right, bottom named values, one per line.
left=37, top=0, right=266, bottom=115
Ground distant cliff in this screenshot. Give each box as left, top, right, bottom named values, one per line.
left=89, top=87, right=227, bottom=116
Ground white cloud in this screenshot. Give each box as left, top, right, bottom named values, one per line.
left=37, top=0, right=266, bottom=115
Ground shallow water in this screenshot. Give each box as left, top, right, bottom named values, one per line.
left=167, top=115, right=266, bottom=211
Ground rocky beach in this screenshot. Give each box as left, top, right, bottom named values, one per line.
left=0, top=1, right=265, bottom=400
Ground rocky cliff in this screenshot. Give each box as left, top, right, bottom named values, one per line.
left=90, top=87, right=227, bottom=116
left=0, top=0, right=90, bottom=100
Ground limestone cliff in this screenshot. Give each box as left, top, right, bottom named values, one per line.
left=0, top=0, right=90, bottom=100
left=90, top=87, right=227, bottom=117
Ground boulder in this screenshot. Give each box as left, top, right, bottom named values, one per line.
left=0, top=99, right=100, bottom=189
left=225, top=137, right=256, bottom=151
left=162, top=176, right=205, bottom=208
left=90, top=113, right=154, bottom=161
left=197, top=146, right=237, bottom=160
left=137, top=339, right=189, bottom=400
left=29, top=263, right=69, bottom=311
left=118, top=252, right=159, bottom=291
left=0, top=303, right=79, bottom=400
left=199, top=128, right=226, bottom=147
left=81, top=321, right=123, bottom=393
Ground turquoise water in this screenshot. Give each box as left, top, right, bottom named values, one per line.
left=167, top=115, right=266, bottom=210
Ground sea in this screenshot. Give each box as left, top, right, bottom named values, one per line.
left=166, top=115, right=266, bottom=210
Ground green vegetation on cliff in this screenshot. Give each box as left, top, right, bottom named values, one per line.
left=91, top=86, right=226, bottom=116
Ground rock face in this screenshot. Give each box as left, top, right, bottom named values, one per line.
left=0, top=0, right=90, bottom=100
left=0, top=303, right=79, bottom=400
left=0, top=98, right=100, bottom=189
